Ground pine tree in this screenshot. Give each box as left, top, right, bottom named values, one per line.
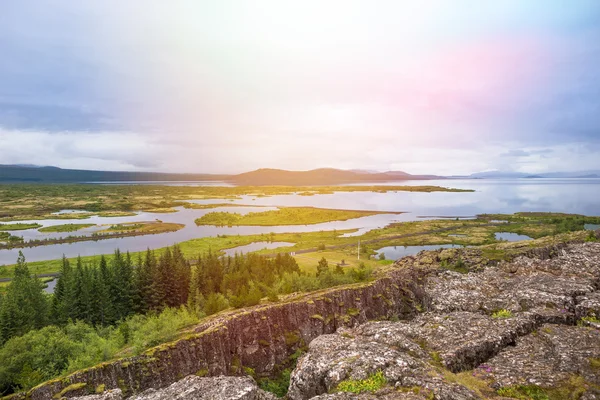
left=0, top=252, right=48, bottom=344
left=316, top=257, right=329, bottom=277
left=50, top=255, right=72, bottom=325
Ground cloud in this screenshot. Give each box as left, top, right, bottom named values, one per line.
left=0, top=1, right=599, bottom=173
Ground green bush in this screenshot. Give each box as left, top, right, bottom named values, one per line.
left=497, top=385, right=549, bottom=400
left=492, top=309, right=513, bottom=319
left=336, top=371, right=387, bottom=394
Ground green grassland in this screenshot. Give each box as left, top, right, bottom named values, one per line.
left=0, top=223, right=42, bottom=230
left=195, top=207, right=397, bottom=226
left=0, top=184, right=472, bottom=221
left=38, top=223, right=95, bottom=233
left=1, top=212, right=595, bottom=279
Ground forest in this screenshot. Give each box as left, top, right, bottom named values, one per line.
left=0, top=248, right=373, bottom=394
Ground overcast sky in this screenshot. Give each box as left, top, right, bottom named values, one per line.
left=1, top=1, right=599, bottom=174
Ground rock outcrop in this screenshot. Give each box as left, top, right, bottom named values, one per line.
left=286, top=242, right=600, bottom=399
left=21, top=240, right=600, bottom=399
left=72, top=376, right=276, bottom=400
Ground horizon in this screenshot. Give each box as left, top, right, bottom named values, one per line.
left=1, top=1, right=600, bottom=174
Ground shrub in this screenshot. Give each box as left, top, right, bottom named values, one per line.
left=336, top=371, right=387, bottom=394
left=497, top=385, right=549, bottom=400
left=492, top=309, right=513, bottom=319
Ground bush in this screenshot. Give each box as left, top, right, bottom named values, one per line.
left=336, top=370, right=387, bottom=394
left=125, top=307, right=198, bottom=354
left=492, top=309, right=513, bottom=319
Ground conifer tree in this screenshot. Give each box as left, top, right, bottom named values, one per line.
left=0, top=252, right=48, bottom=344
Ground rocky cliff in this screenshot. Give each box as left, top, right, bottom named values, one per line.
left=13, top=236, right=600, bottom=399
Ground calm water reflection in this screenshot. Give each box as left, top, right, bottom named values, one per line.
left=2, top=179, right=599, bottom=264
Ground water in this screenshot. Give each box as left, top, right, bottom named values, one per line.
left=43, top=278, right=57, bottom=294
left=223, top=242, right=295, bottom=257
left=376, top=244, right=464, bottom=260
left=494, top=232, right=533, bottom=242
left=2, top=179, right=600, bottom=264
left=585, top=224, right=600, bottom=230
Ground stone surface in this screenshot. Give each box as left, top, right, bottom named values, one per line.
left=287, top=243, right=600, bottom=399
left=22, top=242, right=600, bottom=399
left=73, top=376, right=276, bottom=400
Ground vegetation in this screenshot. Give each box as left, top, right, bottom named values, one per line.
left=335, top=371, right=387, bottom=394
left=2, top=211, right=597, bottom=279
left=38, top=224, right=94, bottom=233
left=0, top=223, right=42, bottom=231
left=195, top=207, right=395, bottom=226
left=0, top=248, right=375, bottom=394
left=497, top=385, right=549, bottom=399
left=0, top=184, right=471, bottom=221
left=0, top=222, right=184, bottom=250
left=492, top=309, right=513, bottom=319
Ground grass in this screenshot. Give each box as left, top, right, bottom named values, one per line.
left=38, top=224, right=95, bottom=233
left=0, top=213, right=594, bottom=279
left=0, top=184, right=472, bottom=221
left=492, top=309, right=513, bottom=319
left=335, top=371, right=387, bottom=394
left=497, top=385, right=549, bottom=400
left=0, top=223, right=42, bottom=231
left=195, top=207, right=398, bottom=226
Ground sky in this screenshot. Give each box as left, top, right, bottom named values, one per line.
left=0, top=1, right=599, bottom=175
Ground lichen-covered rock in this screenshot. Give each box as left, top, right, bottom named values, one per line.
left=72, top=390, right=123, bottom=400
left=481, top=324, right=600, bottom=389
left=286, top=325, right=479, bottom=400
left=72, top=376, right=276, bottom=400
left=288, top=243, right=600, bottom=400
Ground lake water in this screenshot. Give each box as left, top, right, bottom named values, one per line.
left=585, top=224, right=600, bottom=230
left=376, top=244, right=464, bottom=260
left=494, top=232, right=533, bottom=242
left=2, top=178, right=600, bottom=265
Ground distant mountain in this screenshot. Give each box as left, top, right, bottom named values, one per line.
left=230, top=168, right=444, bottom=185
left=469, top=171, right=530, bottom=179
left=0, top=165, right=445, bottom=185
left=0, top=165, right=227, bottom=183
left=469, top=170, right=600, bottom=179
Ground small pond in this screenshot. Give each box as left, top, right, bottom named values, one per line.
left=494, top=232, right=532, bottom=242
left=43, top=278, right=57, bottom=294
left=584, top=224, right=600, bottom=231
left=376, top=244, right=464, bottom=260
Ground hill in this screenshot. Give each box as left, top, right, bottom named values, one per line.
left=0, top=165, right=444, bottom=185
left=0, top=165, right=227, bottom=183
left=230, top=168, right=443, bottom=185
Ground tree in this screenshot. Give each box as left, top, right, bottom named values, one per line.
left=316, top=257, right=329, bottom=277
left=50, top=256, right=73, bottom=325
left=0, top=252, right=48, bottom=344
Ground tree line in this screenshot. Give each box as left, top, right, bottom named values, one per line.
left=0, top=247, right=310, bottom=345
left=0, top=247, right=372, bottom=394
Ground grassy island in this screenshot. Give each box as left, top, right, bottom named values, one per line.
left=195, top=207, right=398, bottom=226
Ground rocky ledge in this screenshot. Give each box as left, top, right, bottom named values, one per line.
left=72, top=241, right=600, bottom=400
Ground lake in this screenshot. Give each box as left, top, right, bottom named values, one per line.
left=1, top=178, right=600, bottom=264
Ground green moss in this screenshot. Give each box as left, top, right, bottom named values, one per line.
left=95, top=384, right=105, bottom=394
left=497, top=385, right=549, bottom=400
left=347, top=308, right=360, bottom=317
left=311, top=314, right=324, bottom=321
left=258, top=339, right=270, bottom=347
left=492, top=309, right=513, bottom=319
left=53, top=383, right=87, bottom=399
left=335, top=371, right=387, bottom=394
left=429, top=351, right=443, bottom=367
left=195, top=368, right=209, bottom=377
left=284, top=331, right=301, bottom=347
